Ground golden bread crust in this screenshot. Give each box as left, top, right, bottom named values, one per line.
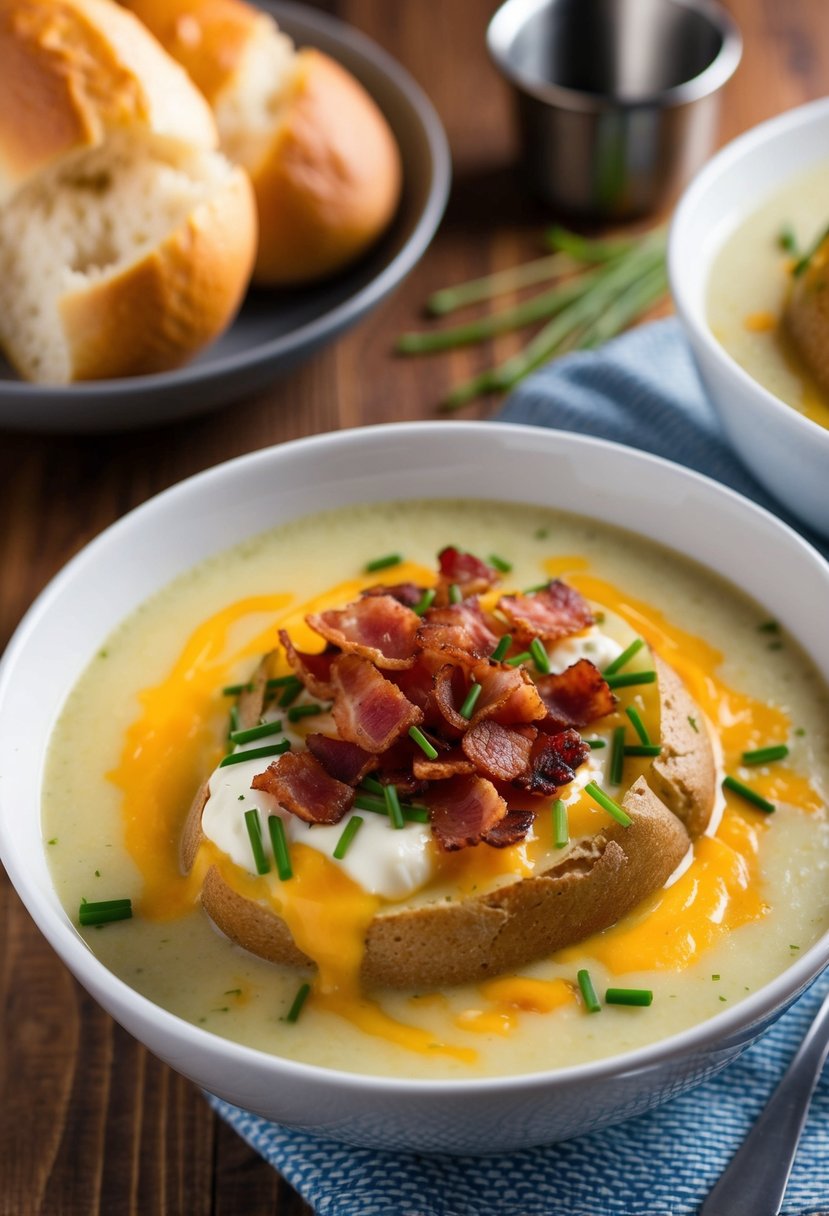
left=649, top=655, right=716, bottom=839
left=783, top=237, right=829, bottom=393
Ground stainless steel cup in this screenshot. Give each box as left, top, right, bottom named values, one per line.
left=487, top=0, right=742, bottom=219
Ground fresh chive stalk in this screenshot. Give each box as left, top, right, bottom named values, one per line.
left=506, top=650, right=532, bottom=667
left=448, top=583, right=463, bottom=605
left=545, top=226, right=636, bottom=263
left=354, top=794, right=429, bottom=824
left=333, top=816, right=364, bottom=860
left=553, top=799, right=568, bottom=849
left=362, top=776, right=385, bottom=796
left=287, top=703, right=328, bottom=723
left=603, top=638, right=645, bottom=677
left=459, top=682, right=483, bottom=720
left=268, top=815, right=292, bottom=880
left=278, top=678, right=304, bottom=708
left=266, top=675, right=302, bottom=690
left=741, top=744, right=789, bottom=766
left=489, top=554, right=513, bottom=573
left=586, top=737, right=607, bottom=750
left=79, top=898, right=132, bottom=927
left=624, top=744, right=662, bottom=757
left=585, top=781, right=632, bottom=827
left=626, top=705, right=651, bottom=746
left=384, top=783, right=405, bottom=830
left=722, top=776, right=775, bottom=814
left=222, top=681, right=254, bottom=696
left=530, top=637, right=551, bottom=674
left=609, top=725, right=626, bottom=786
left=228, top=704, right=239, bottom=739
left=409, top=726, right=438, bottom=759
left=577, top=968, right=601, bottom=1013
left=425, top=251, right=574, bottom=316
left=285, top=982, right=311, bottom=1023
left=491, top=634, right=512, bottom=662
left=244, top=809, right=270, bottom=875
left=605, top=988, right=653, bottom=1007
left=778, top=224, right=799, bottom=255
left=365, top=553, right=403, bottom=572
left=230, top=719, right=283, bottom=745
left=604, top=670, right=657, bottom=691
left=577, top=261, right=668, bottom=350
left=219, top=740, right=291, bottom=768
left=412, top=587, right=437, bottom=616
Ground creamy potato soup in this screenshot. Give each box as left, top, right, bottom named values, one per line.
left=43, top=500, right=829, bottom=1079
left=707, top=159, right=829, bottom=431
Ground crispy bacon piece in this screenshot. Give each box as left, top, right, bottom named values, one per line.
left=417, top=599, right=499, bottom=666
left=468, top=662, right=547, bottom=728
left=433, top=663, right=470, bottom=731
left=535, top=658, right=616, bottom=731
left=306, top=595, right=419, bottom=670
left=461, top=720, right=536, bottom=782
left=251, top=752, right=353, bottom=825
left=516, top=728, right=590, bottom=796
left=412, top=749, right=475, bottom=780
left=498, top=579, right=594, bottom=643
left=279, top=629, right=336, bottom=698
left=437, top=546, right=498, bottom=599
left=372, top=736, right=429, bottom=795
left=305, top=733, right=377, bottom=786
left=330, top=654, right=423, bottom=754
left=361, top=582, right=425, bottom=608
left=427, top=774, right=508, bottom=851
left=483, top=808, right=535, bottom=848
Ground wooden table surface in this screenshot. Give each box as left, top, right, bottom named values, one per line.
left=1, top=1, right=827, bottom=1211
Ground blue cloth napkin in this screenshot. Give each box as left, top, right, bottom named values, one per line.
left=208, top=319, right=829, bottom=1215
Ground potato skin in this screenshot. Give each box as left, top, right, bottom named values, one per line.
left=184, top=654, right=716, bottom=988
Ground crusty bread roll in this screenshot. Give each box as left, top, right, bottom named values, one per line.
left=183, top=654, right=716, bottom=989
left=0, top=0, right=257, bottom=383
left=123, top=0, right=403, bottom=285
left=784, top=233, right=829, bottom=394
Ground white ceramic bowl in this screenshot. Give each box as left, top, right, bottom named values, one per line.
left=669, top=97, right=829, bottom=539
left=1, top=421, right=828, bottom=1154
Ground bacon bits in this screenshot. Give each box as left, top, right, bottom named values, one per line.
left=307, top=595, right=419, bottom=669
left=468, top=664, right=547, bottom=727
left=536, top=658, right=616, bottom=730
left=498, top=580, right=594, bottom=643
left=361, top=582, right=425, bottom=608
left=305, top=734, right=376, bottom=786
left=461, top=720, right=536, bottom=782
left=330, top=654, right=423, bottom=753
left=517, top=728, right=590, bottom=796
left=252, top=752, right=354, bottom=824
left=437, top=546, right=498, bottom=597
left=417, top=599, right=499, bottom=666
left=279, top=629, right=336, bottom=698
left=483, top=808, right=535, bottom=848
left=427, top=774, right=508, bottom=851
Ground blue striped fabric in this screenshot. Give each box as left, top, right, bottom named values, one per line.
left=208, top=320, right=829, bottom=1215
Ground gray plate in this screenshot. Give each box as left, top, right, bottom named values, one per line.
left=0, top=0, right=450, bottom=433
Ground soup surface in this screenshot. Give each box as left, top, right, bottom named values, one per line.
left=43, top=499, right=829, bottom=1078
left=707, top=159, right=829, bottom=430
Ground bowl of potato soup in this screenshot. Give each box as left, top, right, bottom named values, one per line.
left=669, top=96, right=829, bottom=538
left=1, top=421, right=828, bottom=1153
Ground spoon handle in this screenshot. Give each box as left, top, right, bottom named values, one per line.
left=700, top=991, right=829, bottom=1216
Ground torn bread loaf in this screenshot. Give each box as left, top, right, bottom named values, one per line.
left=123, top=0, right=402, bottom=285
left=0, top=0, right=256, bottom=383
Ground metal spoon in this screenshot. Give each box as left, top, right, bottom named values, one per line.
left=700, top=989, right=829, bottom=1216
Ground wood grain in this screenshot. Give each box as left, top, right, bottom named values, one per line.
left=1, top=0, right=827, bottom=1211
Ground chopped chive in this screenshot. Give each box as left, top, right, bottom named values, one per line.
left=605, top=987, right=653, bottom=1007
left=274, top=677, right=304, bottom=708
left=412, top=587, right=437, bottom=616
left=448, top=583, right=463, bottom=605
left=491, top=634, right=512, bottom=662
left=230, top=719, right=283, bottom=744
left=577, top=968, right=601, bottom=1013
left=489, top=554, right=513, bottom=573
left=384, top=784, right=405, bottom=830
left=354, top=794, right=392, bottom=815
left=228, top=704, right=240, bottom=739
left=219, top=740, right=291, bottom=767
left=624, top=744, right=662, bottom=757
left=757, top=620, right=780, bottom=634
left=266, top=674, right=302, bottom=689
left=268, top=815, right=292, bottom=880
left=78, top=898, right=132, bottom=927
left=778, top=224, right=799, bottom=255
left=722, top=775, right=775, bottom=814
left=409, top=725, right=438, bottom=760
left=603, top=638, right=645, bottom=676
left=333, top=815, right=364, bottom=860
left=742, top=744, right=789, bottom=765
left=459, top=682, right=483, bottom=720
left=506, top=650, right=532, bottom=667
left=287, top=703, right=328, bottom=723
left=688, top=715, right=699, bottom=733
left=354, top=794, right=428, bottom=823
left=222, top=681, right=254, bottom=696
left=795, top=727, right=806, bottom=737
left=365, top=553, right=403, bottom=573
left=609, top=726, right=626, bottom=786
left=524, top=582, right=550, bottom=594
left=553, top=799, right=568, bottom=848
left=626, top=705, right=651, bottom=746
left=362, top=776, right=385, bottom=796
left=604, top=670, right=656, bottom=691
left=244, top=809, right=270, bottom=875
left=285, top=982, right=311, bottom=1023
left=585, top=781, right=632, bottom=827
left=586, top=737, right=607, bottom=749
left=530, top=637, right=551, bottom=674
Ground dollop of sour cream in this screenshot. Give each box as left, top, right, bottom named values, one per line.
left=201, top=624, right=622, bottom=901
